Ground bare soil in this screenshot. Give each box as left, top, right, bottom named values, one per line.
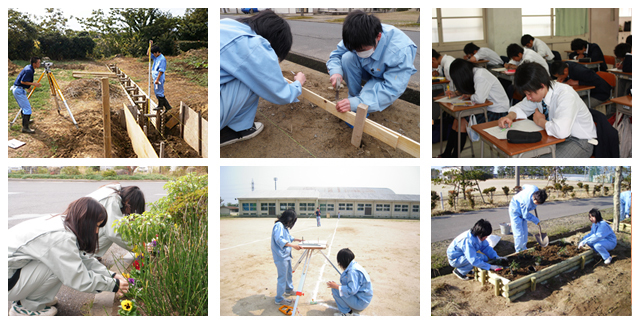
left=492, top=243, right=587, bottom=280
left=8, top=50, right=207, bottom=158
left=219, top=60, right=420, bottom=158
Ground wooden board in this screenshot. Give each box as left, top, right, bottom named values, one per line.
left=122, top=103, right=159, bottom=158
left=285, top=78, right=420, bottom=157
left=182, top=102, right=208, bottom=157
left=72, top=71, right=117, bottom=78
left=350, top=103, right=368, bottom=147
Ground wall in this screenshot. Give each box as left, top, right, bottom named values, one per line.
left=590, top=8, right=622, bottom=59
left=486, top=8, right=522, bottom=56
left=238, top=199, right=420, bottom=219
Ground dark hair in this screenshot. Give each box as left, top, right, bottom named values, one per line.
left=463, top=43, right=480, bottom=55
left=63, top=197, right=107, bottom=253
left=275, top=208, right=297, bottom=229
left=118, top=186, right=146, bottom=215
left=614, top=43, right=632, bottom=59
left=432, top=49, right=441, bottom=59
left=533, top=189, right=548, bottom=204
left=337, top=248, right=355, bottom=269
left=625, top=35, right=631, bottom=45
left=513, top=62, right=552, bottom=95
left=237, top=10, right=292, bottom=62
left=471, top=219, right=492, bottom=238
left=449, top=59, right=477, bottom=95
left=30, top=57, right=40, bottom=65
left=570, top=38, right=588, bottom=51
left=150, top=46, right=160, bottom=54
left=549, top=61, right=569, bottom=77
left=521, top=34, right=534, bottom=46
left=507, top=43, right=524, bottom=59
left=341, top=10, right=383, bottom=52
left=589, top=208, right=603, bottom=222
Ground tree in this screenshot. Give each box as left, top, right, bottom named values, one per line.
left=613, top=166, right=622, bottom=232
left=178, top=8, right=208, bottom=41
left=39, top=8, right=71, bottom=35
left=8, top=9, right=39, bottom=60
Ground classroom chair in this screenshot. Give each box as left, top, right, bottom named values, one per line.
left=500, top=56, right=509, bottom=65
left=589, top=108, right=620, bottom=158
left=552, top=50, right=562, bottom=61
left=594, top=71, right=616, bottom=115
left=604, top=55, right=616, bottom=68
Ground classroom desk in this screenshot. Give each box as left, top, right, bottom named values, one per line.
left=607, top=69, right=632, bottom=97
left=435, top=96, right=492, bottom=158
left=611, top=95, right=632, bottom=117
left=562, top=59, right=604, bottom=71
left=471, top=120, right=565, bottom=158
left=490, top=69, right=515, bottom=83
left=572, top=85, right=595, bottom=108
left=476, top=59, right=489, bottom=69
left=432, top=79, right=450, bottom=94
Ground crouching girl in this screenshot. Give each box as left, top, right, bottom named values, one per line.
left=579, top=208, right=617, bottom=264
left=447, top=219, right=506, bottom=280
left=326, top=248, right=373, bottom=316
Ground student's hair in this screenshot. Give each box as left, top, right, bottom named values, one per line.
left=533, top=189, right=548, bottom=204
left=507, top=43, right=524, bottom=59
left=337, top=248, right=355, bottom=270
left=521, top=34, right=534, bottom=46
left=63, top=197, right=108, bottom=253
left=463, top=42, right=480, bottom=55
left=275, top=208, right=297, bottom=229
left=471, top=219, right=492, bottom=238
left=548, top=61, right=569, bottom=77
left=625, top=35, right=632, bottom=45
left=570, top=38, right=589, bottom=51
left=449, top=59, right=477, bottom=95
left=150, top=46, right=160, bottom=54
left=432, top=49, right=441, bottom=59
left=614, top=43, right=632, bottom=59
left=341, top=10, right=383, bottom=52
left=237, top=9, right=292, bottom=62
left=589, top=208, right=603, bottom=222
left=513, top=62, right=552, bottom=95
left=30, top=57, right=40, bottom=65
left=119, top=186, right=146, bottom=215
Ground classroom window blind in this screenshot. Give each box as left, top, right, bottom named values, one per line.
left=433, top=8, right=484, bottom=43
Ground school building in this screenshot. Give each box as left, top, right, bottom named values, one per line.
left=237, top=187, right=420, bottom=219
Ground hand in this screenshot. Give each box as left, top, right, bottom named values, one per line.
left=330, top=74, right=343, bottom=88
left=460, top=94, right=471, bottom=100
left=33, top=82, right=42, bottom=88
left=114, top=274, right=130, bottom=297
left=578, top=242, right=585, bottom=250
left=432, top=70, right=439, bottom=77
left=490, top=265, right=503, bottom=271
left=326, top=281, right=339, bottom=289
left=445, top=90, right=455, bottom=98
left=616, top=62, right=623, bottom=69
left=149, top=40, right=153, bottom=45
left=335, top=98, right=351, bottom=113
left=290, top=244, right=302, bottom=250
left=154, top=79, right=160, bottom=85
left=498, top=116, right=513, bottom=129
left=566, top=79, right=579, bottom=86
left=294, top=72, right=306, bottom=86
left=577, top=54, right=584, bottom=59
left=533, top=108, right=547, bottom=128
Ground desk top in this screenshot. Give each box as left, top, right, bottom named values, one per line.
left=432, top=78, right=450, bottom=85
left=572, top=85, right=596, bottom=92
left=607, top=69, right=633, bottom=77
left=471, top=120, right=565, bottom=157
left=611, top=95, right=632, bottom=107
left=562, top=59, right=604, bottom=66
left=434, top=96, right=493, bottom=112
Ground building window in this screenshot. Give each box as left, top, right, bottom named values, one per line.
left=300, top=203, right=307, bottom=211
left=412, top=205, right=420, bottom=212
left=308, top=203, right=315, bottom=211
left=522, top=8, right=555, bottom=37
left=394, top=204, right=402, bottom=212
left=376, top=204, right=390, bottom=211
left=402, top=205, right=409, bottom=212
left=346, top=203, right=353, bottom=211
left=243, top=203, right=257, bottom=211
left=261, top=203, right=268, bottom=211
left=432, top=8, right=485, bottom=45
left=338, top=203, right=346, bottom=211
left=357, top=204, right=365, bottom=211
left=327, top=204, right=334, bottom=211
left=320, top=204, right=327, bottom=212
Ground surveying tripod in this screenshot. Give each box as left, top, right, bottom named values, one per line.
left=11, top=62, right=79, bottom=129
left=289, top=242, right=341, bottom=316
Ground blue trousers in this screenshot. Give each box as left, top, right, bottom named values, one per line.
left=220, top=79, right=260, bottom=131
left=340, top=52, right=385, bottom=112
left=331, top=288, right=370, bottom=314
left=316, top=216, right=321, bottom=227
left=586, top=239, right=616, bottom=260
left=274, top=259, right=293, bottom=303
left=511, top=216, right=530, bottom=252
left=152, top=73, right=165, bottom=97
left=449, top=253, right=488, bottom=275
left=11, top=86, right=32, bottom=115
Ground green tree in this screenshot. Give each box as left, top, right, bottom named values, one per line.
left=178, top=8, right=208, bottom=41
left=8, top=9, right=39, bottom=60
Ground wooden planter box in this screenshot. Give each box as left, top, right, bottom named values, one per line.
left=608, top=221, right=631, bottom=233
left=472, top=242, right=595, bottom=302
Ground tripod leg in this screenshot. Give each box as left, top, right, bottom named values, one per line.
left=50, top=73, right=79, bottom=129
left=318, top=250, right=342, bottom=275
left=48, top=73, right=61, bottom=114
left=10, top=109, right=22, bottom=126
left=27, top=72, right=46, bottom=99
left=292, top=249, right=313, bottom=316
left=292, top=249, right=309, bottom=273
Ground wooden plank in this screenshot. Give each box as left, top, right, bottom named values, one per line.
left=101, top=78, right=112, bottom=158
left=122, top=103, right=158, bottom=158
left=350, top=104, right=368, bottom=148
left=201, top=112, right=208, bottom=158
left=72, top=71, right=117, bottom=78
left=183, top=103, right=201, bottom=156
left=285, top=78, right=420, bottom=157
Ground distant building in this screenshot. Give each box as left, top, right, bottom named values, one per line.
left=237, top=187, right=420, bottom=219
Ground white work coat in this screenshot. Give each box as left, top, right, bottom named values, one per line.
left=86, top=184, right=133, bottom=257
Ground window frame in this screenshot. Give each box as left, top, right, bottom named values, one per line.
left=432, top=8, right=487, bottom=48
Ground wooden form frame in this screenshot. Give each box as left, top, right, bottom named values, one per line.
left=72, top=71, right=117, bottom=79
left=608, top=221, right=631, bottom=233
left=472, top=241, right=595, bottom=302
left=180, top=102, right=209, bottom=158
left=285, top=78, right=420, bottom=157
left=122, top=103, right=159, bottom=158
left=107, top=64, right=158, bottom=128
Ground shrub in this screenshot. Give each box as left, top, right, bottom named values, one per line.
left=36, top=167, right=49, bottom=174
left=584, top=184, right=590, bottom=195
left=593, top=185, right=601, bottom=196
left=502, top=186, right=510, bottom=198
left=102, top=170, right=117, bottom=177
left=603, top=186, right=609, bottom=196
left=577, top=182, right=584, bottom=189
left=61, top=166, right=80, bottom=175
left=431, top=191, right=440, bottom=210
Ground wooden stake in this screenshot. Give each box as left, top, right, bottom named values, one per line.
left=350, top=103, right=368, bottom=148
left=159, top=141, right=165, bottom=158
left=101, top=78, right=112, bottom=158
left=198, top=109, right=203, bottom=156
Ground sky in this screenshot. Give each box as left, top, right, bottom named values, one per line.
left=219, top=166, right=420, bottom=205
left=13, top=8, right=188, bottom=31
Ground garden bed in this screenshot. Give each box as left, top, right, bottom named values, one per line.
left=472, top=240, right=595, bottom=302
left=608, top=219, right=631, bottom=233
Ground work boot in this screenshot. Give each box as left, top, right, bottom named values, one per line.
left=22, top=114, right=35, bottom=134
left=153, top=97, right=165, bottom=111
left=163, top=97, right=172, bottom=112
left=20, top=112, right=35, bottom=124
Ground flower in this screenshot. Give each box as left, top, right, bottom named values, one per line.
left=122, top=273, right=130, bottom=279
left=133, top=260, right=143, bottom=270
left=121, top=300, right=133, bottom=312
left=128, top=278, right=135, bottom=286
left=152, top=239, right=157, bottom=247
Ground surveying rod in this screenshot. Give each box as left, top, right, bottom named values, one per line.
left=148, top=40, right=152, bottom=114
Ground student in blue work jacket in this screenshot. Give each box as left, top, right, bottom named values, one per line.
left=326, top=248, right=373, bottom=316
left=327, top=10, right=417, bottom=114
left=447, top=219, right=506, bottom=281
left=271, top=209, right=303, bottom=305
left=620, top=191, right=631, bottom=221
left=147, top=41, right=172, bottom=112
left=220, top=10, right=306, bottom=147
left=579, top=208, right=617, bottom=264
left=508, top=185, right=548, bottom=252
left=10, top=57, right=41, bottom=134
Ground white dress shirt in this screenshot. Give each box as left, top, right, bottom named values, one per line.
left=531, top=38, right=554, bottom=60
left=474, top=47, right=504, bottom=66
left=509, top=48, right=550, bottom=75
left=470, top=68, right=510, bottom=113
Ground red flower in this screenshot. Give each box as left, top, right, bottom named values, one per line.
left=133, top=260, right=143, bottom=270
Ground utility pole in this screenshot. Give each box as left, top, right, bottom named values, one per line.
left=274, top=177, right=278, bottom=190
left=251, top=178, right=254, bottom=192
left=613, top=166, right=622, bottom=232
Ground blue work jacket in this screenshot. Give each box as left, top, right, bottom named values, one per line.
left=620, top=191, right=631, bottom=218
left=582, top=220, right=617, bottom=245
left=14, top=64, right=36, bottom=88
left=509, top=185, right=541, bottom=224
left=447, top=230, right=498, bottom=271
left=271, top=222, right=294, bottom=262
left=326, top=24, right=417, bottom=112
left=151, top=53, right=166, bottom=83
left=339, top=261, right=373, bottom=303
left=220, top=19, right=302, bottom=105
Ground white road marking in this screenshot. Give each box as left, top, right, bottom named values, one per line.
left=311, top=218, right=340, bottom=305
left=8, top=192, right=23, bottom=195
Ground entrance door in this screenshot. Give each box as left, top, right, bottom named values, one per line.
left=365, top=206, right=372, bottom=215
left=269, top=203, right=276, bottom=215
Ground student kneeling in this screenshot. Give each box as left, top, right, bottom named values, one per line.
left=447, top=219, right=506, bottom=281
left=326, top=248, right=373, bottom=316
left=579, top=208, right=617, bottom=265
left=498, top=62, right=597, bottom=158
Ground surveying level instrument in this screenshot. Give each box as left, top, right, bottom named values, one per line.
left=10, top=60, right=79, bottom=129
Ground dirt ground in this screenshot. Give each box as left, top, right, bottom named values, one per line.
left=220, top=217, right=419, bottom=316
left=219, top=61, right=420, bottom=158
left=8, top=50, right=207, bottom=158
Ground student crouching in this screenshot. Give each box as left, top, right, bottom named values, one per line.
left=578, top=208, right=617, bottom=264
left=326, top=248, right=373, bottom=316
left=447, top=219, right=506, bottom=281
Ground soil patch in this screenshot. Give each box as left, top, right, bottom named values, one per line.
left=220, top=60, right=419, bottom=158
left=492, top=243, right=587, bottom=280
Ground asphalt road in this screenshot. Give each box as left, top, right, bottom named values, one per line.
left=431, top=197, right=615, bottom=242
left=8, top=180, right=168, bottom=229
left=220, top=15, right=420, bottom=86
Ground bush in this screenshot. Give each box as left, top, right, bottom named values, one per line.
left=36, top=167, right=49, bottom=174
left=431, top=191, right=440, bottom=210
left=577, top=182, right=584, bottom=189
left=60, top=166, right=80, bottom=175
left=584, top=184, right=590, bottom=195
left=603, top=186, right=609, bottom=195
left=102, top=170, right=117, bottom=177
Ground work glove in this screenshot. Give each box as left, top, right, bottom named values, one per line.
left=578, top=242, right=585, bottom=250
left=490, top=265, right=503, bottom=271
